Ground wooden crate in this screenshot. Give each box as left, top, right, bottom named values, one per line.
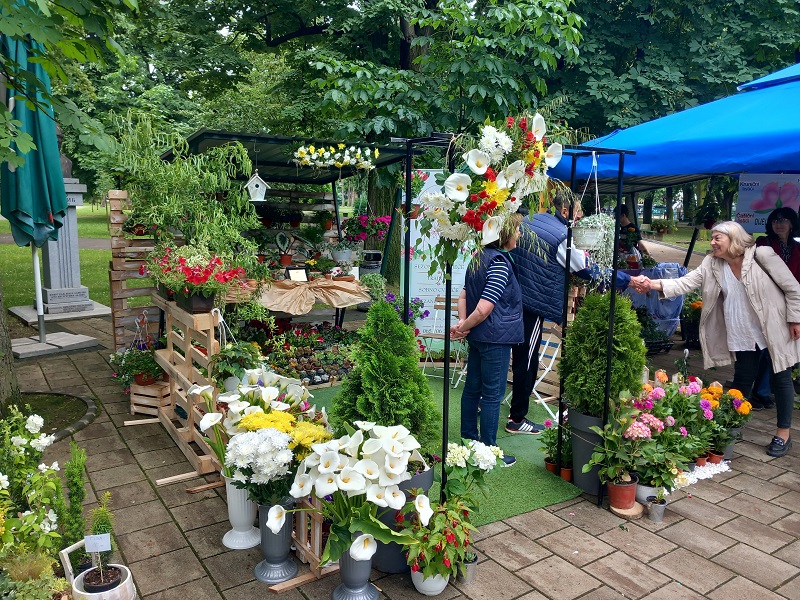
left=130, top=381, right=171, bottom=416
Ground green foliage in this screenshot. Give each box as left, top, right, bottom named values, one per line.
left=88, top=492, right=114, bottom=568
left=207, top=341, right=264, bottom=389
left=0, top=551, right=69, bottom=600
left=560, top=293, right=646, bottom=417
left=108, top=347, right=163, bottom=389
left=359, top=273, right=387, bottom=301
left=650, top=219, right=676, bottom=234
left=584, top=398, right=644, bottom=483
left=62, top=443, right=87, bottom=566
left=331, top=301, right=440, bottom=452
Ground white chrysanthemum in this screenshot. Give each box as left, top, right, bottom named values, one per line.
left=456, top=203, right=470, bottom=217
left=425, top=193, right=455, bottom=213
left=439, top=221, right=473, bottom=242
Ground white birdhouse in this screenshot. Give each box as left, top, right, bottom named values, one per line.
left=246, top=171, right=270, bottom=201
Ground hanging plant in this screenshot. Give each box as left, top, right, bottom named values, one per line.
left=572, top=213, right=615, bottom=280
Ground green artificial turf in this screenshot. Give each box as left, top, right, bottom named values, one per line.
left=0, top=246, right=112, bottom=308
left=0, top=205, right=111, bottom=239
left=309, top=374, right=581, bottom=526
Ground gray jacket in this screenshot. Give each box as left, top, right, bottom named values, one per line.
left=660, top=246, right=800, bottom=372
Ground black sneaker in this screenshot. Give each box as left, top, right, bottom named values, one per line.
left=750, top=396, right=776, bottom=411
left=501, top=455, right=516, bottom=467
left=505, top=418, right=544, bottom=435
left=767, top=435, right=792, bottom=457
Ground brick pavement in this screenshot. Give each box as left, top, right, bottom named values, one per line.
left=17, top=300, right=800, bottom=599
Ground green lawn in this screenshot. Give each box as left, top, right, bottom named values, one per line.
left=0, top=246, right=111, bottom=308
left=0, top=204, right=111, bottom=239
left=659, top=226, right=711, bottom=254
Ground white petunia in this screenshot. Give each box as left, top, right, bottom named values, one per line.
left=366, top=484, right=388, bottom=507
left=384, top=485, right=405, bottom=510
left=443, top=173, right=472, bottom=202
left=414, top=494, right=434, bottom=526
left=267, top=505, right=286, bottom=534
left=349, top=534, right=377, bottom=561
left=199, top=412, right=223, bottom=432
left=464, top=149, right=491, bottom=175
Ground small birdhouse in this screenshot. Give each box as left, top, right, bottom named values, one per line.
left=245, top=171, right=270, bottom=201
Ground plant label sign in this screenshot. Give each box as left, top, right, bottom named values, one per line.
left=85, top=533, right=112, bottom=553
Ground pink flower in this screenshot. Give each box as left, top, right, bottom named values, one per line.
left=665, top=416, right=675, bottom=426
left=703, top=409, right=714, bottom=420
left=687, top=381, right=702, bottom=394
left=679, top=427, right=688, bottom=437
left=649, top=387, right=665, bottom=401
left=624, top=421, right=652, bottom=440
left=544, top=419, right=554, bottom=428
left=639, top=413, right=664, bottom=433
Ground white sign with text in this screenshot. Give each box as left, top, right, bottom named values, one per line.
left=736, top=173, right=800, bottom=233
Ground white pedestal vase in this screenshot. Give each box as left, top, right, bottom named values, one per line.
left=255, top=500, right=298, bottom=584
left=222, top=476, right=260, bottom=550
left=332, top=542, right=379, bottom=600
left=410, top=571, right=450, bottom=596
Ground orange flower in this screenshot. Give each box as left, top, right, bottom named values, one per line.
left=690, top=300, right=703, bottom=310
left=727, top=389, right=744, bottom=399
left=710, top=399, right=720, bottom=409
left=701, top=393, right=714, bottom=402
left=708, top=385, right=723, bottom=397
left=736, top=400, right=752, bottom=415
left=642, top=383, right=654, bottom=393
left=655, top=370, right=668, bottom=384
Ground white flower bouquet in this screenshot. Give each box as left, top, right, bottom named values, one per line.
left=442, top=439, right=504, bottom=515
left=266, top=421, right=424, bottom=564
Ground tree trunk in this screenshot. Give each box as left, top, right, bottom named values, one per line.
left=682, top=184, right=695, bottom=223
left=0, top=280, right=21, bottom=416
left=642, top=191, right=654, bottom=224
left=367, top=173, right=401, bottom=284
left=665, top=187, right=674, bottom=221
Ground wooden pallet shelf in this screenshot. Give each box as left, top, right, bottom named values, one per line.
left=130, top=381, right=171, bottom=416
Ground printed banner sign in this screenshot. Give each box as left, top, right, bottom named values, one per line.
left=736, top=174, right=800, bottom=233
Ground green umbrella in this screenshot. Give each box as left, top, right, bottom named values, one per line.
left=1, top=33, right=68, bottom=342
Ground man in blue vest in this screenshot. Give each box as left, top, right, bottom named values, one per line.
left=506, top=196, right=632, bottom=434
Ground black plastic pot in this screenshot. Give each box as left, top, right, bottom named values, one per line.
left=570, top=411, right=603, bottom=496
left=82, top=567, right=122, bottom=592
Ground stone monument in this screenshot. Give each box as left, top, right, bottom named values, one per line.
left=40, top=126, right=93, bottom=313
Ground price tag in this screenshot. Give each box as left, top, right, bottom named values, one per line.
left=84, top=534, right=111, bottom=553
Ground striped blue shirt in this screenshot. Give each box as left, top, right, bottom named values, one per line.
left=481, top=257, right=511, bottom=305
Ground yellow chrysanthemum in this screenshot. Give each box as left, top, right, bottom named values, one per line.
left=290, top=421, right=332, bottom=460
left=709, top=399, right=719, bottom=410
left=727, top=389, right=744, bottom=399
left=708, top=385, right=723, bottom=396
left=736, top=400, right=752, bottom=416
left=701, top=393, right=714, bottom=402
left=238, top=411, right=296, bottom=433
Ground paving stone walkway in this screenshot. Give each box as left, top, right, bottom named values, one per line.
left=18, top=312, right=800, bottom=599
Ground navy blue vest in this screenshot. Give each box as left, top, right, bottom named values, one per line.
left=465, top=249, right=523, bottom=345
left=511, top=213, right=568, bottom=323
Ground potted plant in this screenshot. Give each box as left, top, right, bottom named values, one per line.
left=650, top=219, right=676, bottom=236
left=358, top=273, right=386, bottom=311
left=287, top=209, right=304, bottom=228
left=2, top=551, right=72, bottom=599
left=572, top=212, right=615, bottom=272
left=559, top=292, right=646, bottom=495
left=383, top=293, right=429, bottom=324
left=315, top=209, right=335, bottom=230
left=275, top=231, right=310, bottom=266
left=400, top=493, right=476, bottom=596
left=330, top=238, right=359, bottom=262
left=539, top=419, right=560, bottom=474
left=62, top=443, right=92, bottom=574
left=109, top=347, right=164, bottom=390
left=709, top=385, right=752, bottom=459
left=680, top=290, right=702, bottom=348
left=646, top=487, right=668, bottom=523
left=206, top=341, right=264, bottom=391
left=341, top=214, right=392, bottom=243
left=295, top=225, right=328, bottom=258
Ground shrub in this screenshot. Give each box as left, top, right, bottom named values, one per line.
left=331, top=301, right=440, bottom=452
left=560, top=293, right=646, bottom=417
left=62, top=443, right=87, bottom=569
left=88, top=492, right=115, bottom=567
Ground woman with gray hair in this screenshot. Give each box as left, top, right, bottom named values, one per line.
left=631, top=221, right=800, bottom=457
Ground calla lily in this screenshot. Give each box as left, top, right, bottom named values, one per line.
left=385, top=485, right=406, bottom=510
left=270, top=400, right=291, bottom=411
left=318, top=451, right=340, bottom=474
left=344, top=430, right=364, bottom=457
left=386, top=425, right=410, bottom=440
left=290, top=474, right=313, bottom=497
left=384, top=452, right=409, bottom=475
left=362, top=438, right=383, bottom=456
left=402, top=436, right=421, bottom=452
left=531, top=113, right=546, bottom=139
left=266, top=505, right=286, bottom=534
left=286, top=383, right=307, bottom=401
left=379, top=469, right=403, bottom=487
left=315, top=473, right=339, bottom=497
left=188, top=384, right=214, bottom=401
left=217, top=391, right=241, bottom=404
left=243, top=406, right=264, bottom=415
left=383, top=439, right=406, bottom=457
left=336, top=453, right=351, bottom=470
left=222, top=415, right=241, bottom=435
left=198, top=412, right=223, bottom=432
left=545, top=143, right=562, bottom=168
left=305, top=452, right=321, bottom=467
left=464, top=149, right=491, bottom=175
left=366, top=484, right=388, bottom=507
left=259, top=386, right=281, bottom=403
left=444, top=173, right=472, bottom=202
left=226, top=400, right=250, bottom=414
left=354, top=459, right=381, bottom=479
left=243, top=368, right=262, bottom=385
left=349, top=534, right=377, bottom=561
left=336, top=467, right=366, bottom=492
left=482, top=215, right=503, bottom=246
left=261, top=370, right=280, bottom=386
left=354, top=421, right=375, bottom=431
left=415, top=494, right=434, bottom=526
left=503, top=160, right=526, bottom=185
left=410, top=449, right=427, bottom=466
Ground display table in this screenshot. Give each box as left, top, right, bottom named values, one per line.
left=257, top=278, right=371, bottom=325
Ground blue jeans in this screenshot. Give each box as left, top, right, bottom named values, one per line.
left=461, top=339, right=512, bottom=446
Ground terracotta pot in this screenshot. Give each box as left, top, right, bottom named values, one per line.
left=278, top=254, right=293, bottom=266
left=333, top=275, right=355, bottom=282
left=256, top=254, right=266, bottom=264
left=323, top=219, right=333, bottom=230
left=544, top=458, right=559, bottom=474
left=289, top=220, right=301, bottom=228
left=695, top=455, right=708, bottom=467
left=606, top=476, right=638, bottom=510
left=560, top=467, right=573, bottom=482
left=708, top=451, right=724, bottom=464
left=134, top=373, right=158, bottom=386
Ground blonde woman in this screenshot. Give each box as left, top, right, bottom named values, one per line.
left=631, top=221, right=800, bottom=457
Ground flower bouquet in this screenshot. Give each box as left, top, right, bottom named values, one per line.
left=441, top=439, right=503, bottom=512
left=416, top=112, right=562, bottom=274
left=267, top=421, right=421, bottom=565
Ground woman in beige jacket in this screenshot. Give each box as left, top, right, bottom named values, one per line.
left=632, top=221, right=800, bottom=458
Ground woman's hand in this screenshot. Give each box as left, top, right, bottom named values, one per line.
left=790, top=323, right=800, bottom=341
left=451, top=320, right=470, bottom=340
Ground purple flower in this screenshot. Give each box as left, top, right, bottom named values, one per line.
left=699, top=399, right=711, bottom=411
left=732, top=398, right=742, bottom=409
left=385, top=293, right=396, bottom=302
left=422, top=310, right=430, bottom=318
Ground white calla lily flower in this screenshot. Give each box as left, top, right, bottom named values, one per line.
left=385, top=485, right=406, bottom=510
left=545, top=143, right=562, bottom=168
left=354, top=421, right=375, bottom=431
left=409, top=449, right=427, bottom=467
left=354, top=459, right=381, bottom=479
left=266, top=505, right=286, bottom=534
left=290, top=474, right=313, bottom=498
left=259, top=386, right=280, bottom=403
left=222, top=415, right=241, bottom=435
left=402, top=436, right=422, bottom=452
left=384, top=453, right=408, bottom=475
left=226, top=400, right=250, bottom=414
left=336, top=453, right=350, bottom=470
left=531, top=113, right=546, bottom=139
left=464, top=149, right=491, bottom=175
left=198, top=412, right=223, bottom=432
left=315, top=473, right=339, bottom=497
left=366, top=484, right=388, bottom=507
left=243, top=368, right=263, bottom=385
left=261, top=370, right=280, bottom=386
left=349, top=534, right=377, bottom=561
left=217, top=391, right=241, bottom=404
left=361, top=438, right=383, bottom=456
left=344, top=430, right=363, bottom=457
left=415, top=494, right=434, bottom=526
left=383, top=439, right=406, bottom=457
left=443, top=173, right=472, bottom=202
left=317, top=451, right=340, bottom=474
left=336, top=467, right=366, bottom=492
left=305, top=452, right=321, bottom=467
left=187, top=384, right=214, bottom=401
left=270, top=400, right=291, bottom=411
left=243, top=406, right=264, bottom=415
left=378, top=469, right=403, bottom=487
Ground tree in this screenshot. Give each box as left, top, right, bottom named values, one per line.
left=0, top=278, right=19, bottom=414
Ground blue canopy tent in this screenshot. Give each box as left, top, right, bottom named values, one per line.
left=549, top=63, right=800, bottom=194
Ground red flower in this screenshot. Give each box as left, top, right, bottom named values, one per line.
left=395, top=512, right=405, bottom=524
left=411, top=562, right=421, bottom=573
left=446, top=531, right=456, bottom=544
left=518, top=117, right=528, bottom=131
left=419, top=552, right=426, bottom=561
left=484, top=167, right=497, bottom=182
left=506, top=116, right=514, bottom=128
left=443, top=558, right=451, bottom=568
left=526, top=131, right=534, bottom=141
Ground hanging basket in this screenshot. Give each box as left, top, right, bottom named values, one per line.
left=572, top=227, right=604, bottom=250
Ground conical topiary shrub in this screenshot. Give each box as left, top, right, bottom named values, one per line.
left=331, top=300, right=440, bottom=451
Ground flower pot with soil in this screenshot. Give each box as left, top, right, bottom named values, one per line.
left=72, top=564, right=135, bottom=600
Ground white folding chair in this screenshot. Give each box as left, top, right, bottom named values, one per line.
left=502, top=322, right=561, bottom=421
left=418, top=296, right=466, bottom=386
